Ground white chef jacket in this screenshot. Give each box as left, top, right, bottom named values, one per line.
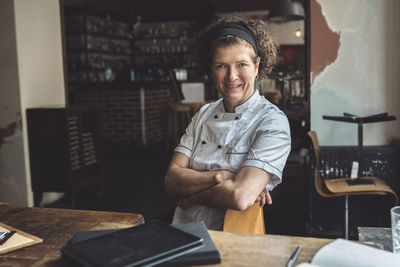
left=172, top=90, right=291, bottom=230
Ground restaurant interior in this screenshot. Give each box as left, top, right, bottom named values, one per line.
left=1, top=0, right=399, bottom=248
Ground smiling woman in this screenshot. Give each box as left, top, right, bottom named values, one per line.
left=211, top=44, right=259, bottom=112
left=164, top=15, right=291, bottom=232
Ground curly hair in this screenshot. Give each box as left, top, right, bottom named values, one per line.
left=197, top=15, right=279, bottom=80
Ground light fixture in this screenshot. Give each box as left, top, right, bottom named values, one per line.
left=295, top=29, right=302, bottom=37
left=268, top=0, right=305, bottom=22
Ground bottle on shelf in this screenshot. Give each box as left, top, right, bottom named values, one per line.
left=105, top=64, right=113, bottom=82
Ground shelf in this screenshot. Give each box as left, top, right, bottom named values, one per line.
left=134, top=36, right=194, bottom=42
left=65, top=8, right=202, bottom=87
left=66, top=31, right=132, bottom=40
left=67, top=49, right=132, bottom=56
left=134, top=51, right=195, bottom=56
left=68, top=81, right=171, bottom=89
left=68, top=66, right=112, bottom=71
left=68, top=80, right=208, bottom=89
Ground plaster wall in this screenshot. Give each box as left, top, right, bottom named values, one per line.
left=311, top=0, right=400, bottom=146
left=0, top=0, right=27, bottom=206
left=0, top=0, right=65, bottom=206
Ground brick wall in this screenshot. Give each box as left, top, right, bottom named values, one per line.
left=69, top=84, right=174, bottom=148
left=144, top=88, right=173, bottom=144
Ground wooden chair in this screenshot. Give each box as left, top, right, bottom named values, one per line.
left=307, top=130, right=398, bottom=239
left=223, top=203, right=266, bottom=234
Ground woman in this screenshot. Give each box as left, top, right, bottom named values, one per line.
left=164, top=15, right=291, bottom=230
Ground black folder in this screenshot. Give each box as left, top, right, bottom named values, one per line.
left=60, top=221, right=203, bottom=267
left=165, top=221, right=221, bottom=266
left=67, top=221, right=221, bottom=266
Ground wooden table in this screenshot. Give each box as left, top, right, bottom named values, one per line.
left=0, top=206, right=333, bottom=266
left=209, top=231, right=331, bottom=266
left=0, top=206, right=144, bottom=266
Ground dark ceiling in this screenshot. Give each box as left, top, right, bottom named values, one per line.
left=64, top=0, right=305, bottom=22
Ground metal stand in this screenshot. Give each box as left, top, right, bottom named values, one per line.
left=345, top=195, right=349, bottom=240
left=358, top=122, right=363, bottom=178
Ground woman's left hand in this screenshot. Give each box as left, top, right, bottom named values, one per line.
left=256, top=188, right=272, bottom=207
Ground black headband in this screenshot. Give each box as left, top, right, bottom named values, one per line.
left=210, top=23, right=258, bottom=55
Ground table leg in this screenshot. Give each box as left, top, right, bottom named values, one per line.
left=357, top=123, right=363, bottom=178
left=33, top=191, right=43, bottom=207
left=345, top=195, right=349, bottom=240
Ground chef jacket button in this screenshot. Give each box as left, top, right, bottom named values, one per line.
left=214, top=115, right=218, bottom=119
left=201, top=140, right=207, bottom=145
left=235, top=116, right=240, bottom=120
left=218, top=145, right=222, bottom=149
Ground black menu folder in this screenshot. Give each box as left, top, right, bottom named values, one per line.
left=67, top=221, right=220, bottom=266
left=164, top=222, right=221, bottom=266
left=60, top=221, right=203, bottom=267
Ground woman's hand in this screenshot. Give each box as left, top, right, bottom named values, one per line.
left=214, top=170, right=235, bottom=183
left=256, top=188, right=272, bottom=207
left=179, top=170, right=235, bottom=209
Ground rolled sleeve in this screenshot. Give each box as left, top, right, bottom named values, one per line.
left=173, top=104, right=209, bottom=158
left=241, top=159, right=282, bottom=188
left=241, top=110, right=291, bottom=189
left=174, top=121, right=195, bottom=158
left=174, top=145, right=192, bottom=158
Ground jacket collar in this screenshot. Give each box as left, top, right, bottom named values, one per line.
left=228, top=89, right=260, bottom=113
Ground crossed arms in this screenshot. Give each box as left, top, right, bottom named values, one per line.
left=164, top=152, right=272, bottom=211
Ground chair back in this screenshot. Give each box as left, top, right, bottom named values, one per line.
left=223, top=203, right=266, bottom=234
left=307, top=131, right=333, bottom=197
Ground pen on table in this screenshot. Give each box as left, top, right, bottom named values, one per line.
left=286, top=246, right=302, bottom=267
left=0, top=230, right=16, bottom=245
